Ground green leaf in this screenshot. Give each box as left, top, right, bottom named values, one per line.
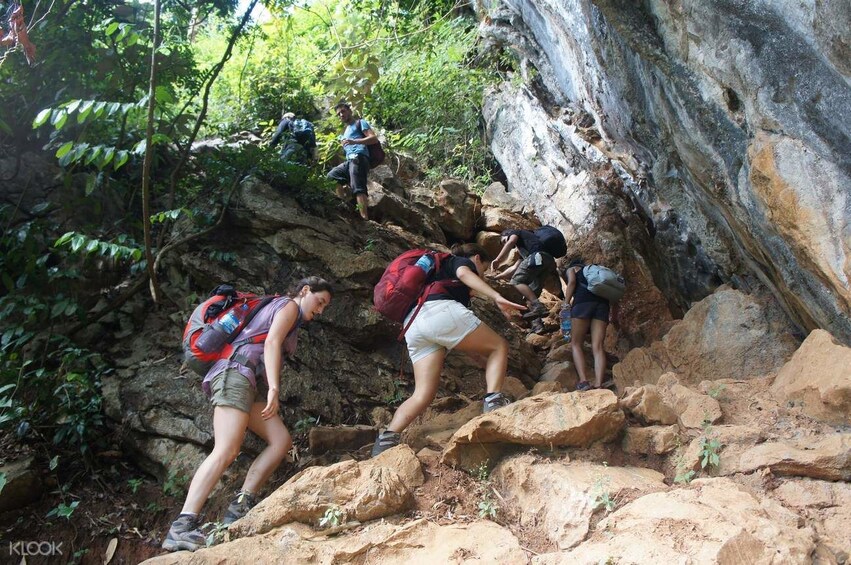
left=1, top=272, right=13, bottom=292
left=85, top=145, right=103, bottom=165
left=69, top=235, right=85, bottom=253
left=85, top=239, right=99, bottom=254
left=55, top=231, right=75, bottom=247
left=49, top=455, right=59, bottom=470
left=51, top=300, right=67, bottom=317
left=55, top=141, right=74, bottom=159
left=65, top=99, right=82, bottom=114
left=107, top=102, right=121, bottom=116
left=93, top=101, right=107, bottom=117
left=77, top=100, right=94, bottom=123
left=53, top=112, right=68, bottom=130
left=114, top=150, right=129, bottom=170
left=133, top=139, right=147, bottom=155
left=33, top=108, right=52, bottom=128
left=0, top=472, right=6, bottom=496
left=99, top=146, right=115, bottom=170
left=105, top=22, right=119, bottom=36
left=154, top=86, right=174, bottom=104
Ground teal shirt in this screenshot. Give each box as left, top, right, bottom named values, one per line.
left=342, top=119, right=371, bottom=159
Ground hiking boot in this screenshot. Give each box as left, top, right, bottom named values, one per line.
left=222, top=491, right=258, bottom=525
left=575, top=381, right=593, bottom=392
left=162, top=514, right=206, bottom=552
left=482, top=392, right=511, bottom=413
left=522, top=301, right=548, bottom=320
left=530, top=318, right=546, bottom=335
left=371, top=430, right=401, bottom=457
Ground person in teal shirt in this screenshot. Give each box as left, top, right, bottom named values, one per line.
left=327, top=102, right=377, bottom=220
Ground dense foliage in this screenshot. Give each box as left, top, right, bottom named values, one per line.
left=0, top=0, right=512, bottom=502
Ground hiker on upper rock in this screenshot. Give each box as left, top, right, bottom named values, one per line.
left=162, top=277, right=333, bottom=553
left=269, top=111, right=316, bottom=164
left=490, top=226, right=566, bottom=333
left=326, top=102, right=378, bottom=221
left=371, top=244, right=526, bottom=457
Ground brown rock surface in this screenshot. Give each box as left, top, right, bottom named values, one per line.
left=657, top=372, right=723, bottom=429
left=229, top=445, right=422, bottom=538
left=770, top=329, right=851, bottom=425
left=620, top=384, right=678, bottom=425
left=622, top=425, right=679, bottom=455
left=729, top=433, right=851, bottom=481
left=308, top=425, right=376, bottom=455
left=613, top=289, right=799, bottom=390
left=145, top=518, right=527, bottom=564
left=533, top=478, right=815, bottom=564
left=494, top=455, right=665, bottom=549
left=442, top=391, right=625, bottom=469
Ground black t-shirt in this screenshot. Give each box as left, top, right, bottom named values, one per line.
left=504, top=229, right=541, bottom=257
left=571, top=266, right=609, bottom=305
left=424, top=255, right=476, bottom=306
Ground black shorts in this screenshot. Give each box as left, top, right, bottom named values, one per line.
left=327, top=154, right=370, bottom=195
left=571, top=301, right=610, bottom=322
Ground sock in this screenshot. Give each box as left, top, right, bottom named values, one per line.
left=178, top=512, right=198, bottom=519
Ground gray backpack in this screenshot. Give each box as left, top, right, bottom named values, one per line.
left=582, top=265, right=625, bottom=302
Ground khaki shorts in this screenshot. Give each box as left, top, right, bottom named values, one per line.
left=510, top=252, right=557, bottom=295
left=404, top=300, right=482, bottom=364
left=209, top=369, right=267, bottom=414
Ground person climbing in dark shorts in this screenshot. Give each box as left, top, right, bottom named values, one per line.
left=326, top=102, right=377, bottom=220
left=561, top=259, right=617, bottom=391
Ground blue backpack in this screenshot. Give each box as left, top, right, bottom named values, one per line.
left=292, top=119, right=316, bottom=148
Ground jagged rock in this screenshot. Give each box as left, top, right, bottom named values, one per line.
left=770, top=329, right=851, bottom=425
left=145, top=518, right=527, bottom=564
left=494, top=455, right=665, bottom=549
left=308, top=426, right=376, bottom=455
left=770, top=478, right=851, bottom=563
left=481, top=181, right=525, bottom=213
left=503, top=376, right=530, bottom=400
left=442, top=390, right=625, bottom=469
left=434, top=179, right=480, bottom=240
left=622, top=425, right=679, bottom=455
left=614, top=289, right=799, bottom=390
left=538, top=360, right=578, bottom=391
left=0, top=457, right=42, bottom=512
left=545, top=342, right=573, bottom=363
left=620, top=385, right=678, bottom=425
left=367, top=189, right=446, bottom=243
left=676, top=425, right=766, bottom=478
left=404, top=402, right=481, bottom=451
left=656, top=373, right=722, bottom=429
left=368, top=163, right=405, bottom=196
left=475, top=230, right=504, bottom=262
left=727, top=434, right=851, bottom=481
left=229, top=445, right=422, bottom=538
left=532, top=381, right=562, bottom=395
left=533, top=478, right=815, bottom=564
left=479, top=205, right=538, bottom=232
left=478, top=0, right=851, bottom=344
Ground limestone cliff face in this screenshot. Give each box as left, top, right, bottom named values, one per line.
left=478, top=0, right=850, bottom=342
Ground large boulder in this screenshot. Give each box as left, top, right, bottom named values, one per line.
left=433, top=179, right=481, bottom=240
left=144, top=518, right=528, bottom=564
left=494, top=455, right=665, bottom=549
left=230, top=445, right=423, bottom=538
left=656, top=373, right=722, bottom=429
left=614, top=289, right=799, bottom=389
left=726, top=434, right=851, bottom=481
left=533, top=478, right=815, bottom=564
left=0, top=457, right=43, bottom=512
left=442, top=390, right=625, bottom=469
left=770, top=329, right=851, bottom=425
left=619, top=384, right=678, bottom=425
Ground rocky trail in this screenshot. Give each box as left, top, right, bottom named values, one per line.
left=114, top=156, right=850, bottom=564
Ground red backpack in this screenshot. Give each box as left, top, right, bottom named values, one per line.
left=182, top=285, right=277, bottom=376
left=373, top=250, right=461, bottom=340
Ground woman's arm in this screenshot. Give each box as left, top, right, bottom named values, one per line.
left=494, top=258, right=521, bottom=281
left=457, top=265, right=526, bottom=317
left=563, top=267, right=577, bottom=306
left=261, top=301, right=300, bottom=419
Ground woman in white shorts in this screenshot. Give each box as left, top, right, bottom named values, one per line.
left=372, top=244, right=525, bottom=456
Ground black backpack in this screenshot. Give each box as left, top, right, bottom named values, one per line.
left=534, top=226, right=567, bottom=258
left=292, top=119, right=316, bottom=148
left=354, top=119, right=385, bottom=167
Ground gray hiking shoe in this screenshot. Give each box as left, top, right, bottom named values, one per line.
left=162, top=514, right=205, bottom=552
left=222, top=491, right=258, bottom=525
left=522, top=301, right=548, bottom=320
left=482, top=392, right=511, bottom=413
left=371, top=431, right=401, bottom=457
left=530, top=318, right=546, bottom=334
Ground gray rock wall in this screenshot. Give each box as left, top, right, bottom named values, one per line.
left=478, top=0, right=851, bottom=342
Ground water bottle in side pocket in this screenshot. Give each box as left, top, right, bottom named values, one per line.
left=560, top=304, right=572, bottom=342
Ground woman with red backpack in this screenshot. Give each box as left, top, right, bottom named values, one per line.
left=162, top=276, right=333, bottom=552
left=371, top=244, right=526, bottom=457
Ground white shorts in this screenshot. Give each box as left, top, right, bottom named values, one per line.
left=403, top=299, right=482, bottom=364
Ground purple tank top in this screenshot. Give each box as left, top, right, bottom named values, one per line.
left=202, top=296, right=302, bottom=395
